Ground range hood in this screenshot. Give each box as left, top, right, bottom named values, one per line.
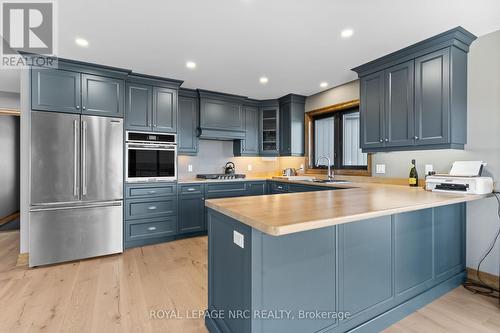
left=198, top=90, right=247, bottom=140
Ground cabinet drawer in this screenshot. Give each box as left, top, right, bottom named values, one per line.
left=179, top=184, right=204, bottom=195
left=125, top=183, right=177, bottom=198
left=125, top=197, right=177, bottom=220
left=125, top=216, right=177, bottom=242
left=269, top=181, right=289, bottom=193
left=206, top=182, right=247, bottom=198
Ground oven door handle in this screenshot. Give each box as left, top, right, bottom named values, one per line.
left=127, top=144, right=176, bottom=150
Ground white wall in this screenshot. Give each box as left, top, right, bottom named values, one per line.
left=305, top=29, right=500, bottom=275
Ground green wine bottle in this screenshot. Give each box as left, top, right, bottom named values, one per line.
left=409, top=159, right=418, bottom=187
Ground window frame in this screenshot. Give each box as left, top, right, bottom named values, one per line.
left=305, top=99, right=372, bottom=176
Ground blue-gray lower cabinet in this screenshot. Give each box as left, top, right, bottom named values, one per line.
left=206, top=203, right=466, bottom=333
left=178, top=184, right=206, bottom=234
left=124, top=182, right=178, bottom=248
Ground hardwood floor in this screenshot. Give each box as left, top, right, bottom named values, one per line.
left=1, top=231, right=499, bottom=333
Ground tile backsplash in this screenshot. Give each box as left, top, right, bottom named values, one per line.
left=178, top=140, right=305, bottom=178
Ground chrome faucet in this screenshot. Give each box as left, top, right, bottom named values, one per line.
left=317, top=156, right=334, bottom=181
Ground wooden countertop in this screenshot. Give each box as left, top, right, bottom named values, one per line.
left=205, top=183, right=486, bottom=236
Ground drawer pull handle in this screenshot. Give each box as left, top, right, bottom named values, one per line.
left=148, top=190, right=157, bottom=194
left=147, top=226, right=157, bottom=231
left=148, top=206, right=157, bottom=210
left=187, top=188, right=196, bottom=191
left=277, top=186, right=283, bottom=189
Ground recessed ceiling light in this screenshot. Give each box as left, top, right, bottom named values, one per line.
left=75, top=38, right=89, bottom=47
left=186, top=61, right=197, bottom=69
left=340, top=28, right=354, bottom=39
left=259, top=77, right=269, bottom=84
left=320, top=82, right=328, bottom=88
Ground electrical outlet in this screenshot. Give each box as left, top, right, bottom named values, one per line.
left=300, top=164, right=304, bottom=170
left=188, top=164, right=193, bottom=172
left=376, top=164, right=386, bottom=174
left=247, top=164, right=253, bottom=171
left=233, top=231, right=244, bottom=248
left=425, top=164, right=434, bottom=174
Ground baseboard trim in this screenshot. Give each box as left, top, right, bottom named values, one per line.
left=466, top=267, right=499, bottom=288
left=16, top=253, right=29, bottom=267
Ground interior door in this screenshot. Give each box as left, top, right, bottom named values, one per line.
left=31, top=111, right=80, bottom=204
left=81, top=115, right=123, bottom=201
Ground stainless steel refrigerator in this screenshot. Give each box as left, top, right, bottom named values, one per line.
left=29, top=111, right=123, bottom=267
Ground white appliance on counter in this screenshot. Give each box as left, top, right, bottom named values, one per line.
left=425, top=161, right=493, bottom=195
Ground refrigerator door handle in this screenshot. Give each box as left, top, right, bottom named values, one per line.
left=82, top=120, right=87, bottom=196
left=73, top=120, right=79, bottom=197
left=30, top=201, right=122, bottom=212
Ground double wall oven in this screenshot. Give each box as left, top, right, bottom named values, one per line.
left=126, top=131, right=177, bottom=182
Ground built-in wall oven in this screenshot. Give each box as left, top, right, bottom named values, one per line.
left=126, top=131, right=177, bottom=182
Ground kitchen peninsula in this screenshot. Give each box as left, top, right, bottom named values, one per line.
left=204, top=182, right=486, bottom=333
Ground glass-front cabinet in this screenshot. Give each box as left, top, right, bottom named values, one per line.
left=260, top=105, right=279, bottom=156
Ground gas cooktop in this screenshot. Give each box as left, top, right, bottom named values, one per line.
left=196, top=174, right=246, bottom=180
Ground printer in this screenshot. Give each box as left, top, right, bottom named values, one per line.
left=425, top=161, right=493, bottom=195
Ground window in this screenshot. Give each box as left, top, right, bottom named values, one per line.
left=306, top=101, right=370, bottom=175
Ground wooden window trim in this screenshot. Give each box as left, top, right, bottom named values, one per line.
left=305, top=99, right=372, bottom=177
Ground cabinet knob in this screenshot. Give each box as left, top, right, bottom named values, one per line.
left=414, top=136, right=419, bottom=140
left=379, top=139, right=383, bottom=143
left=82, top=106, right=86, bottom=110
left=76, top=105, right=80, bottom=110
left=384, top=138, right=389, bottom=142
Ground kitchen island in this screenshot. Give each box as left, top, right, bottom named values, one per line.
left=204, top=184, right=485, bottom=333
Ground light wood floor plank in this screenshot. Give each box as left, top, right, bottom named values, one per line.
left=0, top=231, right=498, bottom=333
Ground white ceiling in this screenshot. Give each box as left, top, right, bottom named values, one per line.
left=1, top=0, right=500, bottom=98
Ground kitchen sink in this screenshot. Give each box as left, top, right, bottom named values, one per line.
left=311, top=179, right=351, bottom=184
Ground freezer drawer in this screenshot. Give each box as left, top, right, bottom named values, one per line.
left=29, top=201, right=123, bottom=267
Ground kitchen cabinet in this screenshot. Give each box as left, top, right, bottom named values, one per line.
left=125, top=83, right=152, bottom=131
left=125, top=74, right=182, bottom=133
left=178, top=184, right=206, bottom=234
left=81, top=74, right=124, bottom=117
left=234, top=102, right=260, bottom=156
left=32, top=67, right=125, bottom=117
left=178, top=89, right=199, bottom=155
left=278, top=94, right=306, bottom=156
left=31, top=68, right=82, bottom=114
left=353, top=27, right=476, bottom=152
left=260, top=100, right=280, bottom=156
left=198, top=90, right=246, bottom=140
left=246, top=181, right=266, bottom=196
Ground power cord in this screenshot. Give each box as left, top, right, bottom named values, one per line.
left=463, top=191, right=500, bottom=300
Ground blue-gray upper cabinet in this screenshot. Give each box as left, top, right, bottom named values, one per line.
left=81, top=74, right=124, bottom=117
left=153, top=87, right=177, bottom=133
left=360, top=71, right=385, bottom=150
left=125, top=74, right=183, bottom=133
left=125, top=83, right=152, bottom=131
left=260, top=100, right=280, bottom=156
left=31, top=68, right=82, bottom=114
left=234, top=102, right=260, bottom=156
left=353, top=27, right=476, bottom=152
left=278, top=94, right=306, bottom=156
left=198, top=90, right=246, bottom=140
left=178, top=89, right=199, bottom=155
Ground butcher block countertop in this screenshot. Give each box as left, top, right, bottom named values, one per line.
left=205, top=182, right=486, bottom=236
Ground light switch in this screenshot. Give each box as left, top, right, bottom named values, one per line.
left=233, top=230, right=244, bottom=249
left=188, top=164, right=193, bottom=172
left=376, top=164, right=386, bottom=174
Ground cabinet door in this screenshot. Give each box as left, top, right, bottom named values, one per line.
left=178, top=195, right=205, bottom=233
left=414, top=48, right=450, bottom=146
left=385, top=60, right=415, bottom=147
left=279, top=104, right=291, bottom=155
left=31, top=68, right=81, bottom=113
left=260, top=107, right=279, bottom=156
left=82, top=74, right=124, bottom=117
left=243, top=106, right=259, bottom=154
left=125, top=83, right=152, bottom=131
left=360, top=71, right=385, bottom=149
left=153, top=87, right=177, bottom=133
left=178, top=95, right=198, bottom=154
